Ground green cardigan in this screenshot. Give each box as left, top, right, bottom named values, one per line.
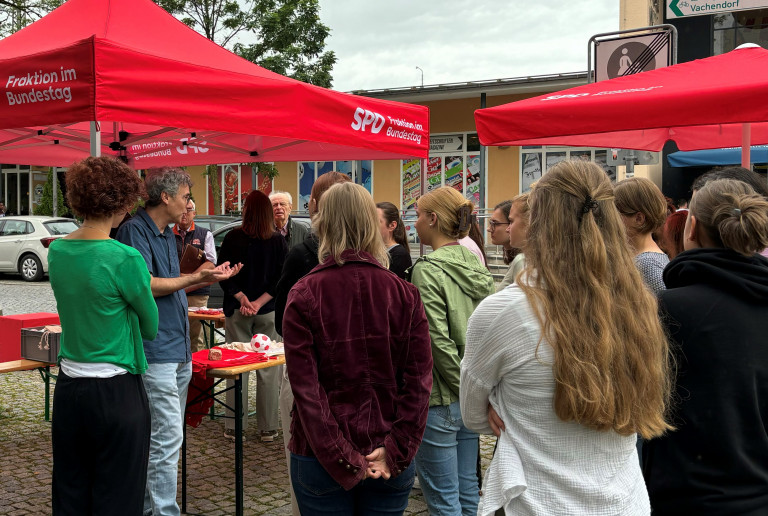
left=408, top=244, right=495, bottom=407
left=48, top=239, right=158, bottom=375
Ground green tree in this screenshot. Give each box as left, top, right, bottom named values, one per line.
left=155, top=0, right=336, bottom=87
left=0, top=0, right=63, bottom=37
left=33, top=168, right=68, bottom=217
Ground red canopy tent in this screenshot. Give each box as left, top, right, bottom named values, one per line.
left=0, top=0, right=429, bottom=167
left=474, top=45, right=768, bottom=167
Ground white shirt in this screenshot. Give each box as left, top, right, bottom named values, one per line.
left=461, top=283, right=650, bottom=516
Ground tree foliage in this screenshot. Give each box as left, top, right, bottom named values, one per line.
left=233, top=0, right=336, bottom=87
left=0, top=0, right=63, bottom=37
left=33, top=168, right=68, bottom=217
left=155, top=0, right=336, bottom=87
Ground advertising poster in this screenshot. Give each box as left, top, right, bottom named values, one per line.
left=299, top=162, right=316, bottom=212
left=335, top=160, right=354, bottom=180
left=239, top=165, right=253, bottom=210
left=426, top=157, right=442, bottom=192
left=360, top=160, right=373, bottom=193
left=31, top=172, right=47, bottom=209
left=465, top=155, right=480, bottom=205
left=445, top=156, right=463, bottom=193
left=522, top=153, right=542, bottom=193
left=546, top=152, right=567, bottom=172
left=220, top=165, right=240, bottom=214
left=401, top=159, right=421, bottom=209
left=317, top=161, right=334, bottom=178
left=257, top=169, right=273, bottom=194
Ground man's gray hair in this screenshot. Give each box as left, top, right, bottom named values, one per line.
left=145, top=167, right=193, bottom=207
left=269, top=190, right=293, bottom=206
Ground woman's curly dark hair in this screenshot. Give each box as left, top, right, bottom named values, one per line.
left=66, top=157, right=146, bottom=219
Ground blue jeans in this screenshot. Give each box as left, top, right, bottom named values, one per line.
left=291, top=454, right=415, bottom=515
left=142, top=361, right=192, bottom=516
left=414, top=401, right=480, bottom=516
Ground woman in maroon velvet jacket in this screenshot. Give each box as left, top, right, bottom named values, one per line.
left=282, top=182, right=433, bottom=515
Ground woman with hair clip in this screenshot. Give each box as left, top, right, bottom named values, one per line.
left=409, top=186, right=495, bottom=516
left=282, top=182, right=433, bottom=514
left=614, top=177, right=670, bottom=294
left=644, top=179, right=768, bottom=515
left=377, top=201, right=413, bottom=279
left=461, top=160, right=672, bottom=515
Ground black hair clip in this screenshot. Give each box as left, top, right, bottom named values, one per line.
left=457, top=205, right=472, bottom=232
left=581, top=195, right=599, bottom=215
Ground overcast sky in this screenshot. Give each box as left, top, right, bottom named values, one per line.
left=318, top=0, right=620, bottom=92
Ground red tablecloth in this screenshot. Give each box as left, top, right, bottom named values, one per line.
left=185, top=348, right=268, bottom=428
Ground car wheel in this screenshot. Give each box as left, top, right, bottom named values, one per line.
left=19, top=254, right=43, bottom=281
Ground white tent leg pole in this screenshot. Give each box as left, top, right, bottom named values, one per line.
left=742, top=123, right=751, bottom=169
left=52, top=167, right=57, bottom=217
left=90, top=121, right=101, bottom=157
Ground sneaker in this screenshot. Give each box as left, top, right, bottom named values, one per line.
left=260, top=430, right=279, bottom=443
left=223, top=428, right=246, bottom=442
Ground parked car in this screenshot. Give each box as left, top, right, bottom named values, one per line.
left=0, top=216, right=80, bottom=281
left=193, top=215, right=238, bottom=234
left=207, top=216, right=310, bottom=309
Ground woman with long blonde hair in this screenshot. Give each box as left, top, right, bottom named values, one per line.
left=461, top=160, right=671, bottom=515
left=409, top=186, right=495, bottom=516
left=282, top=182, right=433, bottom=514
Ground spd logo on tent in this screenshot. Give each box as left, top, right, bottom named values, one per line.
left=351, top=107, right=385, bottom=133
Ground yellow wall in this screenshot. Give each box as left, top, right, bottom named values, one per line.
left=187, top=165, right=207, bottom=210
left=273, top=162, right=298, bottom=198
left=372, top=160, right=401, bottom=204
left=487, top=146, right=520, bottom=207
left=620, top=0, right=661, bottom=30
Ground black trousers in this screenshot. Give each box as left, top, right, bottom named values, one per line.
left=52, top=371, right=151, bottom=516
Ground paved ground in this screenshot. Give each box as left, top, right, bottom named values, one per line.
left=0, top=275, right=497, bottom=515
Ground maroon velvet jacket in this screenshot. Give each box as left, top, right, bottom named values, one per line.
left=283, top=250, right=433, bottom=490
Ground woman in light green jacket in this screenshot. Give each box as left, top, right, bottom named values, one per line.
left=408, top=187, right=495, bottom=516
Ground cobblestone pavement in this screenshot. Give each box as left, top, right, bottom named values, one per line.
left=0, top=275, right=497, bottom=515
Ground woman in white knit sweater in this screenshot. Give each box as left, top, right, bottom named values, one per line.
left=461, top=160, right=672, bottom=515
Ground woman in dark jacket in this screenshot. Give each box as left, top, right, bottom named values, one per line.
left=218, top=189, right=288, bottom=441
left=283, top=182, right=433, bottom=515
left=644, top=178, right=768, bottom=515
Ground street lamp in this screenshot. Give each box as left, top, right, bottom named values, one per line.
left=415, top=66, right=423, bottom=88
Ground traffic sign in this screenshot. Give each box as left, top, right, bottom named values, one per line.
left=595, top=32, right=672, bottom=82
left=667, top=0, right=768, bottom=19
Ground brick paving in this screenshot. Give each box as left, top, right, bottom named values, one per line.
left=0, top=275, right=496, bottom=515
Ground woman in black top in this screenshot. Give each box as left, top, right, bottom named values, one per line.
left=644, top=178, right=768, bottom=515
left=218, top=189, right=288, bottom=442
left=377, top=201, right=412, bottom=279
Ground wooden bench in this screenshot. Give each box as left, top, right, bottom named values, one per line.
left=0, top=359, right=57, bottom=421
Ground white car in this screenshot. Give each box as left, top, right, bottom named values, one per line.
left=0, top=216, right=79, bottom=281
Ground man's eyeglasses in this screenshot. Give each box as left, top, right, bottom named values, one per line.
left=488, top=220, right=510, bottom=230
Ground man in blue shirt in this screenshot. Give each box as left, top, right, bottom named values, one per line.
left=117, top=167, right=240, bottom=516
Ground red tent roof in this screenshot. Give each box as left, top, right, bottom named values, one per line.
left=0, top=0, right=429, bottom=166
left=474, top=45, right=768, bottom=152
